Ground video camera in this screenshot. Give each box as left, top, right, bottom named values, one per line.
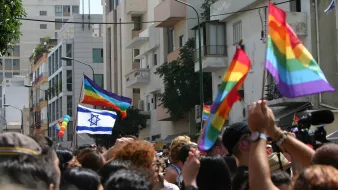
left=285, top=110, right=334, bottom=148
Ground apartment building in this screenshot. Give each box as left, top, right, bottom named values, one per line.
left=46, top=14, right=103, bottom=146
left=1, top=77, right=30, bottom=135
left=103, top=0, right=204, bottom=141
left=208, top=0, right=336, bottom=129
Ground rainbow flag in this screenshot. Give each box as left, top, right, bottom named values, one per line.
left=202, top=105, right=210, bottom=121
left=266, top=3, right=335, bottom=98
left=54, top=121, right=61, bottom=131
left=81, top=75, right=132, bottom=119
left=199, top=48, right=251, bottom=151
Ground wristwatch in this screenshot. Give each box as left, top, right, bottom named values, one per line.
left=250, top=131, right=267, bottom=142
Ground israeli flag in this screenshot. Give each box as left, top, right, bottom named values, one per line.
left=325, top=0, right=336, bottom=14
left=77, top=105, right=117, bottom=135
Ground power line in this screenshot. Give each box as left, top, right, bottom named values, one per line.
left=20, top=0, right=295, bottom=25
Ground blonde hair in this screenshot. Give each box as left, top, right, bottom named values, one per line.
left=169, top=136, right=191, bottom=163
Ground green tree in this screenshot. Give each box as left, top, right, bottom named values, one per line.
left=201, top=0, right=214, bottom=21
left=90, top=107, right=148, bottom=148
left=0, top=0, right=26, bottom=56
left=155, top=38, right=212, bottom=120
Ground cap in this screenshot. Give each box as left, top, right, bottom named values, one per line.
left=0, top=132, right=42, bottom=156
left=222, top=122, right=250, bottom=155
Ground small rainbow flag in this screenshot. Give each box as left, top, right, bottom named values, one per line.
left=54, top=121, right=61, bottom=131
left=81, top=74, right=132, bottom=119
left=199, top=48, right=251, bottom=151
left=266, top=3, right=335, bottom=98
left=202, top=105, right=210, bottom=121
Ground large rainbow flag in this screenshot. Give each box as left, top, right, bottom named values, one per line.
left=199, top=48, right=251, bottom=151
left=266, top=3, right=335, bottom=98
left=81, top=75, right=132, bottom=119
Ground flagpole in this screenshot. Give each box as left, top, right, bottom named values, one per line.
left=72, top=76, right=84, bottom=149
left=261, top=4, right=269, bottom=100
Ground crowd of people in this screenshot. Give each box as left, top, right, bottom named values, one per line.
left=1, top=100, right=338, bottom=190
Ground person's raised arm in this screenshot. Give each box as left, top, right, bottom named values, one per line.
left=248, top=100, right=279, bottom=190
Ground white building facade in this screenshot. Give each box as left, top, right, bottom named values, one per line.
left=47, top=14, right=103, bottom=146
left=209, top=0, right=314, bottom=127
left=1, top=77, right=30, bottom=134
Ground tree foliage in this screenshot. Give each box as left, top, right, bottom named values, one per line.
left=0, top=0, right=26, bottom=56
left=29, top=36, right=53, bottom=62
left=89, top=107, right=148, bottom=148
left=201, top=0, right=214, bottom=21
left=155, top=38, right=212, bottom=120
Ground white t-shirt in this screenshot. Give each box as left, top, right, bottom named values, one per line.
left=163, top=180, right=180, bottom=190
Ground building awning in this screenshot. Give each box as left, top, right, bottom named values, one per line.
left=272, top=102, right=312, bottom=129
left=162, top=132, right=189, bottom=144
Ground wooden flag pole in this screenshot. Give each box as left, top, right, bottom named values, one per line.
left=261, top=5, right=269, bottom=100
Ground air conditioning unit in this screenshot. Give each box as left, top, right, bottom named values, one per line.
left=138, top=100, right=144, bottom=111
left=195, top=105, right=201, bottom=123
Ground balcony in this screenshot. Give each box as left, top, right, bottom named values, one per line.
left=126, top=28, right=149, bottom=49
left=125, top=0, right=147, bottom=15
left=168, top=48, right=181, bottom=63
left=33, top=72, right=48, bottom=86
left=154, top=0, right=186, bottom=28
left=286, top=12, right=307, bottom=36
left=39, top=98, right=48, bottom=108
left=125, top=68, right=150, bottom=88
left=210, top=0, right=258, bottom=21
left=265, top=82, right=311, bottom=106
left=194, top=45, right=228, bottom=72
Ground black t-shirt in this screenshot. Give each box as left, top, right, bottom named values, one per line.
left=231, top=166, right=249, bottom=190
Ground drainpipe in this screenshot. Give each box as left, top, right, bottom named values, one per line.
left=315, top=0, right=338, bottom=110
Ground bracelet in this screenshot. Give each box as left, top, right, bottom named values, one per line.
left=276, top=132, right=288, bottom=146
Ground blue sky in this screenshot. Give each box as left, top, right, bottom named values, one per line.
left=80, top=0, right=103, bottom=14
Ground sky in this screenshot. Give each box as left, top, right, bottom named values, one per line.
left=80, top=0, right=103, bottom=14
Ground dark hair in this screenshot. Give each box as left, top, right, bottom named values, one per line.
left=196, top=156, right=231, bottom=190
left=100, top=160, right=132, bottom=184
left=104, top=169, right=153, bottom=190
left=223, top=155, right=237, bottom=177
left=0, top=155, right=55, bottom=189
left=178, top=144, right=194, bottom=163
left=56, top=148, right=73, bottom=172
left=271, top=171, right=291, bottom=187
left=60, top=167, right=101, bottom=190
left=312, top=143, right=338, bottom=169
left=77, top=148, right=105, bottom=172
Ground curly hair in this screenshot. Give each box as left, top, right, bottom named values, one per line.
left=169, top=136, right=191, bottom=163
left=111, top=140, right=155, bottom=169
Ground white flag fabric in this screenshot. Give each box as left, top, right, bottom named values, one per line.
left=77, top=105, right=117, bottom=135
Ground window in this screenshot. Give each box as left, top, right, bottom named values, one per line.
left=133, top=88, right=140, bottom=93
left=13, top=59, right=20, bottom=70
left=153, top=54, right=157, bottom=66
left=290, top=0, right=301, bottom=12
left=55, top=5, right=62, bottom=16
left=92, top=48, right=103, bottom=63
left=154, top=93, right=158, bottom=109
left=168, top=28, right=175, bottom=53
left=13, top=72, right=20, bottom=76
left=132, top=16, right=142, bottom=31
left=13, top=46, right=20, bottom=57
left=108, top=0, right=113, bottom=11
left=40, top=24, right=47, bottom=29
left=72, top=5, right=79, bottom=14
left=56, top=99, right=59, bottom=119
left=179, top=35, right=184, bottom=47
left=40, top=11, right=47, bottom=16
left=55, top=32, right=58, bottom=39
left=63, top=5, right=70, bottom=16
left=5, top=72, right=12, bottom=79
left=48, top=57, right=52, bottom=75
left=94, top=74, right=104, bottom=88
left=66, top=44, right=72, bottom=66
left=5, top=59, right=11, bottom=70
left=233, top=21, right=242, bottom=44
left=55, top=19, right=63, bottom=30
left=67, top=70, right=72, bottom=91
left=67, top=96, right=72, bottom=117
left=0, top=73, right=3, bottom=83
left=152, top=134, right=161, bottom=141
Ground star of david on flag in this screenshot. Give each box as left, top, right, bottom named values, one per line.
left=77, top=105, right=117, bottom=135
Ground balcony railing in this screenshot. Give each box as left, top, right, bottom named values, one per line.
left=265, top=83, right=282, bottom=101
left=33, top=72, right=48, bottom=85
left=125, top=68, right=150, bottom=88
left=194, top=45, right=227, bottom=61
